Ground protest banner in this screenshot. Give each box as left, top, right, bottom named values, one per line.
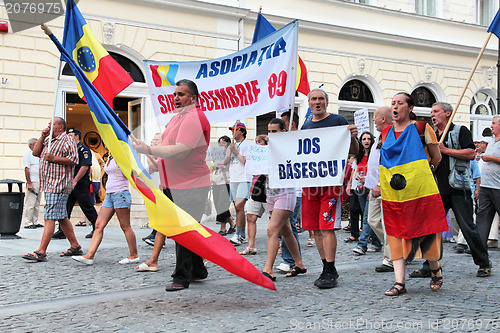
left=144, top=20, right=299, bottom=125
left=268, top=127, right=350, bottom=188
left=354, top=108, right=370, bottom=138
left=245, top=144, right=269, bottom=176
left=207, top=145, right=226, bottom=166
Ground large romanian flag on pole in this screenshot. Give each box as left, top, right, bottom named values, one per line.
left=42, top=29, right=275, bottom=292
left=252, top=13, right=310, bottom=96
left=62, top=0, right=133, bottom=108
left=379, top=125, right=448, bottom=239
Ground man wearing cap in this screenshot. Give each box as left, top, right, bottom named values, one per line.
left=53, top=128, right=97, bottom=239
left=225, top=122, right=251, bottom=246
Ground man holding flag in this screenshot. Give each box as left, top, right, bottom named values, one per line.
left=134, top=79, right=211, bottom=291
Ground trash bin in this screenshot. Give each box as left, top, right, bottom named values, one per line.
left=0, top=179, right=25, bottom=239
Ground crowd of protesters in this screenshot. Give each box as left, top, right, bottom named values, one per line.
left=21, top=79, right=500, bottom=296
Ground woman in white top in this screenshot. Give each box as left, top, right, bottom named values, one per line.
left=72, top=153, right=139, bottom=265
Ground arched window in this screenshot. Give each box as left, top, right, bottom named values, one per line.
left=339, top=79, right=374, bottom=103
left=62, top=51, right=145, bottom=83
left=411, top=86, right=436, bottom=107
left=470, top=91, right=497, bottom=115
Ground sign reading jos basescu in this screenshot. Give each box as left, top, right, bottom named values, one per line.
left=144, top=20, right=299, bottom=125
left=268, top=127, right=350, bottom=188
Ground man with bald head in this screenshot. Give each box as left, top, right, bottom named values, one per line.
left=365, top=106, right=394, bottom=272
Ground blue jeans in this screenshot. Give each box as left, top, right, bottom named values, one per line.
left=281, top=197, right=301, bottom=265
left=356, top=190, right=381, bottom=250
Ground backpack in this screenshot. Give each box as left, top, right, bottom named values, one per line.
left=447, top=125, right=471, bottom=191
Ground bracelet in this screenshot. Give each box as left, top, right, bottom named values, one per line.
left=147, top=145, right=152, bottom=155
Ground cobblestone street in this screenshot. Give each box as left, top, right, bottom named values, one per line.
left=1, top=217, right=499, bottom=332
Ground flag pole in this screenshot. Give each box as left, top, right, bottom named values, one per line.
left=439, top=32, right=493, bottom=143
left=41, top=23, right=58, bottom=153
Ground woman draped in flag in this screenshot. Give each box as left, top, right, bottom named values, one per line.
left=380, top=92, right=448, bottom=296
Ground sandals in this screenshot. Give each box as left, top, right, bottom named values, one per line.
left=344, top=236, right=358, bottom=243
left=60, top=245, right=83, bottom=257
left=409, top=269, right=431, bottom=278
left=22, top=250, right=47, bottom=262
left=430, top=265, right=443, bottom=291
left=384, top=282, right=406, bottom=296
left=286, top=266, right=307, bottom=277
left=477, top=261, right=492, bottom=277
left=343, top=225, right=351, bottom=231
left=239, top=247, right=257, bottom=255
left=262, top=271, right=276, bottom=281
left=75, top=220, right=87, bottom=227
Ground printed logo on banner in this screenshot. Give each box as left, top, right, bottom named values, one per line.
left=144, top=20, right=299, bottom=125
left=268, top=127, right=351, bottom=188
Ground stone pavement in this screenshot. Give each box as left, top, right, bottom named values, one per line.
left=1, top=216, right=500, bottom=332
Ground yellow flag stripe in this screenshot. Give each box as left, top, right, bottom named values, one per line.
left=380, top=159, right=439, bottom=203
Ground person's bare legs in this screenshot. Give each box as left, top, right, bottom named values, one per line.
left=83, top=206, right=115, bottom=259
left=246, top=213, right=258, bottom=249
left=59, top=217, right=80, bottom=249
left=115, top=207, right=138, bottom=259
left=234, top=198, right=247, bottom=236
left=137, top=232, right=166, bottom=268
left=33, top=219, right=56, bottom=255
left=263, top=209, right=305, bottom=277
left=321, top=230, right=337, bottom=262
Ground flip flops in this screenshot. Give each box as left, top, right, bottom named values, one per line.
left=262, top=271, right=276, bottom=281
left=135, top=263, right=159, bottom=272
left=286, top=266, right=307, bottom=277
left=75, top=221, right=87, bottom=227
left=22, top=250, right=47, bottom=262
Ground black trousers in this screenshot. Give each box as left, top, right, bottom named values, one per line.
left=164, top=186, right=210, bottom=288
left=212, top=184, right=231, bottom=223
left=476, top=187, right=500, bottom=247
left=59, top=179, right=97, bottom=234
left=349, top=193, right=362, bottom=239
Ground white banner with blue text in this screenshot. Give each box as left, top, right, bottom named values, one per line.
left=268, top=126, right=350, bottom=188
left=144, top=20, right=299, bottom=125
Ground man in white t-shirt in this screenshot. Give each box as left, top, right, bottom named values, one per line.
left=22, top=138, right=42, bottom=228
left=225, top=122, right=251, bottom=245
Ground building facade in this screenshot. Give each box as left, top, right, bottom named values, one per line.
left=1, top=0, right=499, bottom=182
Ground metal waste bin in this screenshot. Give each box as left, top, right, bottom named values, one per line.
left=0, top=179, right=25, bottom=238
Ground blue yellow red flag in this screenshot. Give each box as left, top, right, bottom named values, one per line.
left=379, top=124, right=448, bottom=239
left=63, top=0, right=133, bottom=108
left=252, top=13, right=310, bottom=96
left=46, top=26, right=275, bottom=291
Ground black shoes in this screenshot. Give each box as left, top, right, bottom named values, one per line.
left=314, top=270, right=338, bottom=289
left=85, top=230, right=94, bottom=239
left=52, top=229, right=66, bottom=239
left=165, top=282, right=187, bottom=291
left=375, top=264, right=394, bottom=272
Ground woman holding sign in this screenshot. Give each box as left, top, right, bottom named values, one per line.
left=262, top=118, right=307, bottom=281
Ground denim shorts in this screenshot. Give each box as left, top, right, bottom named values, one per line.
left=102, top=190, right=132, bottom=209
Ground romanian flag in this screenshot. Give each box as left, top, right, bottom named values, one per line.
left=63, top=0, right=133, bottom=108
left=46, top=26, right=275, bottom=291
left=149, top=64, right=179, bottom=88
left=252, top=13, right=310, bottom=96
left=379, top=125, right=448, bottom=239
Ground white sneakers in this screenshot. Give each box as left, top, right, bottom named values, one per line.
left=72, top=256, right=94, bottom=265
left=118, top=257, right=140, bottom=264
left=276, top=263, right=292, bottom=273
left=230, top=234, right=246, bottom=246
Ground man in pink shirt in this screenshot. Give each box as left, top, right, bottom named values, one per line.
left=135, top=79, right=211, bottom=291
